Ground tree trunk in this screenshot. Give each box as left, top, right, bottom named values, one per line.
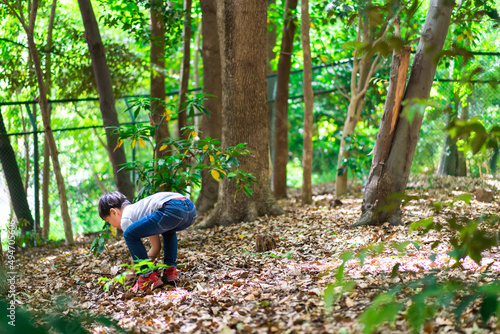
left=273, top=0, right=298, bottom=199
left=24, top=0, right=74, bottom=244
left=335, top=9, right=385, bottom=197
left=0, top=110, right=35, bottom=232
left=150, top=0, right=171, bottom=160
left=42, top=0, right=57, bottom=239
left=301, top=0, right=313, bottom=204
left=198, top=0, right=283, bottom=228
left=195, top=0, right=223, bottom=215
left=267, top=0, right=277, bottom=182
left=437, top=88, right=467, bottom=176
left=178, top=0, right=192, bottom=140
left=355, top=0, right=454, bottom=227
left=78, top=0, right=135, bottom=201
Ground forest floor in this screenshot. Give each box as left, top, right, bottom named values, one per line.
left=9, top=176, right=500, bottom=334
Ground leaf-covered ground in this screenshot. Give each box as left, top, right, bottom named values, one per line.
left=12, top=177, right=500, bottom=333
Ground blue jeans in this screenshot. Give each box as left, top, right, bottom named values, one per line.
left=123, top=198, right=196, bottom=271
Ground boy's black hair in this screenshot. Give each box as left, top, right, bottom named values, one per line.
left=98, top=191, right=131, bottom=219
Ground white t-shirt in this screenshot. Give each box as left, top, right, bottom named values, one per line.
left=121, top=192, right=185, bottom=231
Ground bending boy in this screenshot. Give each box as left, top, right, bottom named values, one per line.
left=98, top=191, right=196, bottom=292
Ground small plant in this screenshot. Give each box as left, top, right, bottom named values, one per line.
left=112, top=94, right=257, bottom=201
left=324, top=194, right=500, bottom=333
left=89, top=231, right=111, bottom=257
left=98, top=259, right=168, bottom=291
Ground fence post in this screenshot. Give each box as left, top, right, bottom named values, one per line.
left=25, top=102, right=40, bottom=236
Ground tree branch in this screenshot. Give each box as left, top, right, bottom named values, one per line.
left=0, top=37, right=28, bottom=49
left=1, top=0, right=28, bottom=32
left=355, top=53, right=381, bottom=100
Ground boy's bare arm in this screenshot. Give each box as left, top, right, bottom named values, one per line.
left=148, top=235, right=161, bottom=260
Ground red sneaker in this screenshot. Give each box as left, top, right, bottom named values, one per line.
left=164, top=267, right=178, bottom=283
left=131, top=272, right=164, bottom=292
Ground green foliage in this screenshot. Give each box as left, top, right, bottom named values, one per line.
left=98, top=259, right=168, bottom=291
left=325, top=195, right=500, bottom=333
left=0, top=297, right=124, bottom=333
left=114, top=95, right=257, bottom=201
left=89, top=232, right=111, bottom=257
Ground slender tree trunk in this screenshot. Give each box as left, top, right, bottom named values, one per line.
left=198, top=0, right=283, bottom=228
left=178, top=0, right=192, bottom=140
left=335, top=54, right=377, bottom=197
left=21, top=112, right=31, bottom=192
left=267, top=0, right=277, bottom=183
left=0, top=110, right=35, bottom=232
left=335, top=8, right=385, bottom=197
left=178, top=0, right=192, bottom=130
left=22, top=0, right=74, bottom=244
left=193, top=21, right=201, bottom=89
left=195, top=0, right=223, bottom=215
left=150, top=0, right=171, bottom=160
left=355, top=0, right=454, bottom=227
left=301, top=0, right=313, bottom=204
left=78, top=0, right=135, bottom=201
left=42, top=0, right=57, bottom=239
left=273, top=0, right=298, bottom=199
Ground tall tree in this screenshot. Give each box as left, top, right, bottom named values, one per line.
left=195, top=0, right=223, bottom=215
left=42, top=0, right=57, bottom=239
left=199, top=0, right=283, bottom=228
left=301, top=0, right=313, bottom=204
left=150, top=0, right=171, bottom=160
left=267, top=0, right=277, bottom=176
left=0, top=110, right=34, bottom=233
left=273, top=0, right=298, bottom=199
left=178, top=0, right=192, bottom=140
left=355, top=0, right=454, bottom=227
left=2, top=0, right=74, bottom=244
left=78, top=0, right=135, bottom=201
left=335, top=2, right=402, bottom=197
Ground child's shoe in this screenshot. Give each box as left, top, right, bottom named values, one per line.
left=131, top=272, right=164, bottom=292
left=164, top=267, right=178, bottom=283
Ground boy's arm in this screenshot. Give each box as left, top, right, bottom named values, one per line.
left=147, top=235, right=161, bottom=261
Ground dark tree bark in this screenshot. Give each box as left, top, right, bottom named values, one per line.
left=178, top=0, right=192, bottom=140
left=301, top=0, right=313, bottom=204
left=0, top=110, right=34, bottom=232
left=78, top=0, right=135, bottom=201
left=150, top=0, right=171, bottom=160
left=355, top=0, right=454, bottom=227
left=198, top=0, right=283, bottom=228
left=195, top=0, right=223, bottom=215
left=273, top=0, right=298, bottom=199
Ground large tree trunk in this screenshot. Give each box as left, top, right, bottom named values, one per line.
left=198, top=0, right=283, bottom=228
left=301, top=0, right=313, bottom=204
left=78, top=0, right=135, bottom=201
left=0, top=110, right=35, bottom=231
left=150, top=0, right=171, bottom=160
left=273, top=0, right=298, bottom=199
left=22, top=0, right=74, bottom=244
left=42, top=0, right=57, bottom=239
left=355, top=0, right=454, bottom=227
left=195, top=0, right=223, bottom=215
left=178, top=0, right=192, bottom=140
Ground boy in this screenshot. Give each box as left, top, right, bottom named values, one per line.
left=98, top=191, right=196, bottom=292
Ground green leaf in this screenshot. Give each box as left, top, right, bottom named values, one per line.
left=480, top=295, right=497, bottom=324
left=359, top=293, right=402, bottom=334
